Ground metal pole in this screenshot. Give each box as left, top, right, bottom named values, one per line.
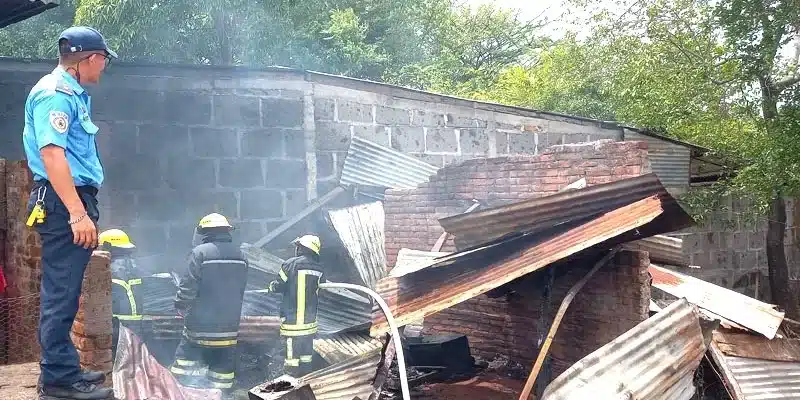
left=518, top=248, right=620, bottom=400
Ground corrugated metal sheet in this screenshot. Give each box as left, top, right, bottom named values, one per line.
left=0, top=0, right=58, bottom=29
left=372, top=192, right=693, bottom=335
left=624, top=235, right=688, bottom=267
left=624, top=128, right=692, bottom=193
left=298, top=340, right=394, bottom=400
left=314, top=332, right=385, bottom=364
left=340, top=136, right=439, bottom=189
left=327, top=202, right=387, bottom=288
left=649, top=264, right=785, bottom=339
left=438, top=173, right=689, bottom=250
left=241, top=243, right=285, bottom=276
left=542, top=299, right=706, bottom=400
left=709, top=342, right=800, bottom=400
left=388, top=248, right=450, bottom=278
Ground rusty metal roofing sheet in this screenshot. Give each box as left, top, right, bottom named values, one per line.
left=0, top=0, right=58, bottom=29
left=649, top=264, right=785, bottom=339
left=340, top=136, right=439, bottom=189
left=388, top=248, right=450, bottom=278
left=713, top=330, right=800, bottom=363
left=438, top=173, right=685, bottom=250
left=624, top=235, right=688, bottom=267
left=541, top=299, right=706, bottom=400
left=314, top=332, right=385, bottom=365
left=371, top=192, right=692, bottom=335
left=709, top=341, right=800, bottom=400
left=298, top=339, right=394, bottom=400
left=327, top=202, right=387, bottom=288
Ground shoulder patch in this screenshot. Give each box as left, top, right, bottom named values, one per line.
left=49, top=111, right=69, bottom=134
left=54, top=80, right=74, bottom=95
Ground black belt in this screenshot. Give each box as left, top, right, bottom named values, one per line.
left=35, top=180, right=98, bottom=197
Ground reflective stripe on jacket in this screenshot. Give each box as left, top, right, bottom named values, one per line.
left=112, top=278, right=142, bottom=320
left=275, top=255, right=325, bottom=336
left=175, top=230, right=248, bottom=348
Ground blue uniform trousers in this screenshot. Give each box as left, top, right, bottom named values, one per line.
left=28, top=181, right=99, bottom=386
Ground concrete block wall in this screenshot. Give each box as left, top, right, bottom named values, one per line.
left=382, top=141, right=652, bottom=366
left=71, top=252, right=113, bottom=383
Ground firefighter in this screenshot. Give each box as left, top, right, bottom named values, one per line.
left=170, top=213, right=248, bottom=391
left=99, top=229, right=142, bottom=358
left=268, top=235, right=325, bottom=377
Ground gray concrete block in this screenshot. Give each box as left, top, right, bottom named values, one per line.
left=137, top=190, right=190, bottom=222
left=426, top=128, right=459, bottom=153
left=376, top=106, right=410, bottom=125
left=564, top=133, right=590, bottom=144
left=165, top=158, right=217, bottom=190
left=262, top=98, right=304, bottom=128
left=285, top=189, right=308, bottom=216
left=104, top=123, right=138, bottom=157
left=234, top=221, right=266, bottom=243
left=496, top=133, right=510, bottom=155
left=285, top=130, right=306, bottom=158
left=219, top=159, right=264, bottom=188
left=242, top=129, right=284, bottom=158
left=391, top=127, right=425, bottom=152
left=266, top=160, right=307, bottom=189
left=314, top=98, right=336, bottom=121
left=353, top=125, right=390, bottom=147
left=191, top=127, right=239, bottom=157
left=315, top=122, right=351, bottom=151
left=104, top=154, right=161, bottom=191
left=338, top=100, right=373, bottom=123
left=164, top=91, right=212, bottom=125
left=748, top=231, right=765, bottom=250
left=139, top=124, right=191, bottom=158
left=507, top=132, right=536, bottom=154
left=214, top=95, right=261, bottom=127
left=240, top=190, right=284, bottom=219
left=412, top=110, right=445, bottom=127
left=94, top=89, right=163, bottom=122
left=127, top=225, right=168, bottom=256
left=414, top=154, right=445, bottom=167
left=316, top=152, right=336, bottom=179
left=446, top=114, right=488, bottom=128
left=460, top=129, right=490, bottom=155
left=183, top=190, right=239, bottom=221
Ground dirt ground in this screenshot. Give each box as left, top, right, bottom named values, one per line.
left=415, top=374, right=524, bottom=400
left=0, top=362, right=40, bottom=400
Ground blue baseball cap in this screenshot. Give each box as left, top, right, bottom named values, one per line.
left=58, top=26, right=118, bottom=59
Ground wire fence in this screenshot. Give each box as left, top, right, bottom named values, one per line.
left=0, top=293, right=40, bottom=365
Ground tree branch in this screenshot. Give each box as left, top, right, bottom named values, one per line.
left=775, top=74, right=800, bottom=92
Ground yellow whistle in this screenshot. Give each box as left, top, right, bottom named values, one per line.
left=26, top=205, right=42, bottom=227
left=37, top=207, right=46, bottom=224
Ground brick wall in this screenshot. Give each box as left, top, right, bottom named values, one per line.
left=72, top=252, right=113, bottom=384
left=420, top=250, right=651, bottom=377
left=384, top=140, right=651, bottom=267
left=1, top=161, right=40, bottom=364
left=383, top=141, right=652, bottom=372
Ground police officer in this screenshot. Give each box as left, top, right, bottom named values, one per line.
left=170, top=213, right=248, bottom=391
left=23, top=26, right=116, bottom=400
left=268, top=235, right=325, bottom=377
left=99, top=229, right=143, bottom=358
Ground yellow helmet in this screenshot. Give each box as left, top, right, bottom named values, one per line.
left=98, top=229, right=135, bottom=249
left=198, top=213, right=232, bottom=229
left=293, top=235, right=321, bottom=255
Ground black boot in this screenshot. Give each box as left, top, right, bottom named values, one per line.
left=80, top=370, right=106, bottom=385
left=39, top=380, right=114, bottom=400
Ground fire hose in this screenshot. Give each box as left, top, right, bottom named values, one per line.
left=318, top=282, right=411, bottom=400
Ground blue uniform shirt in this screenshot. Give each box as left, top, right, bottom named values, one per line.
left=23, top=67, right=104, bottom=188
